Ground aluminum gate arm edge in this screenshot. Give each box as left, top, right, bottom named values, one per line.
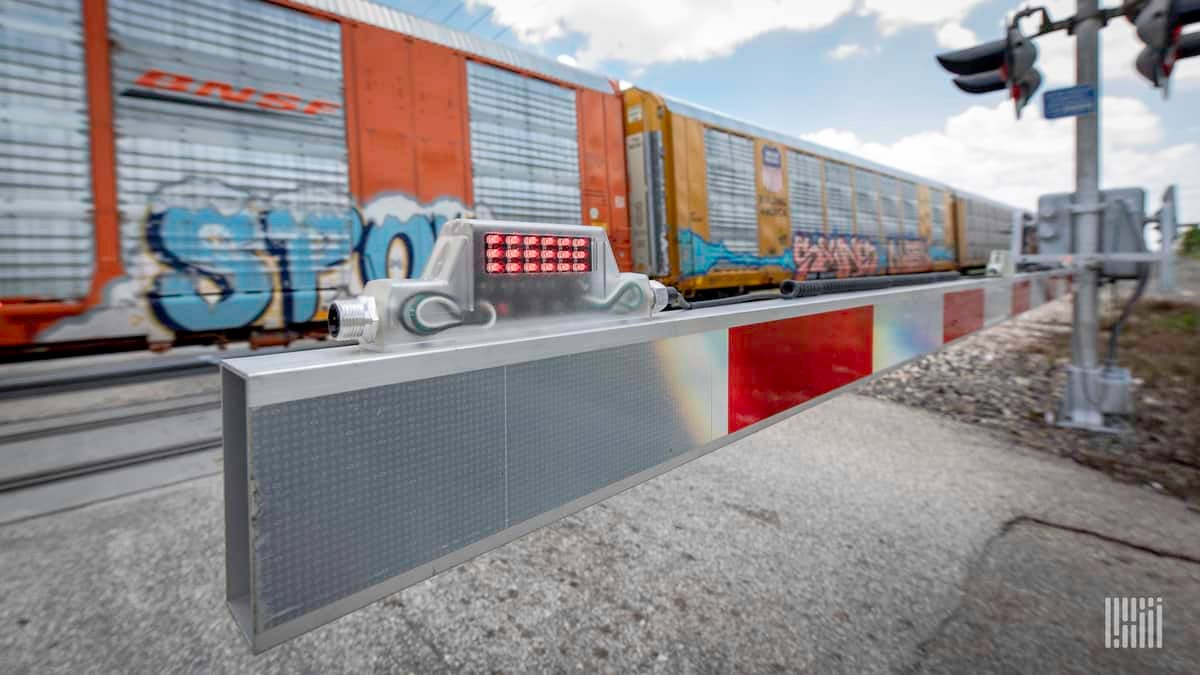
left=221, top=270, right=1072, bottom=653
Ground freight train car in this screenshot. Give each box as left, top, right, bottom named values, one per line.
left=621, top=88, right=988, bottom=295
left=0, top=0, right=630, bottom=355
left=0, top=0, right=1030, bottom=358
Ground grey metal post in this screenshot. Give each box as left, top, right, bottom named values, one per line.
left=1010, top=210, right=1023, bottom=262
left=1158, top=185, right=1177, bottom=293
left=1061, top=0, right=1104, bottom=429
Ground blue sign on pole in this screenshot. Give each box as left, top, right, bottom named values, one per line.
left=1043, top=85, right=1097, bottom=119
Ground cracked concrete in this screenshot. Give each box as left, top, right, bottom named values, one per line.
left=1, top=393, right=1197, bottom=673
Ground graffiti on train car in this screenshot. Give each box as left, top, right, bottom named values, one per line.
left=143, top=180, right=469, bottom=332
left=886, top=238, right=933, bottom=273
left=791, top=233, right=880, bottom=279
left=678, top=229, right=794, bottom=277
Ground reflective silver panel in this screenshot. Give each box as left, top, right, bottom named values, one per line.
left=901, top=181, right=919, bottom=238
left=852, top=168, right=878, bottom=235
left=703, top=127, right=757, bottom=254
left=877, top=174, right=901, bottom=238
left=929, top=187, right=946, bottom=244
left=626, top=131, right=668, bottom=277
left=467, top=61, right=582, bottom=225
left=787, top=151, right=823, bottom=234
left=0, top=0, right=93, bottom=300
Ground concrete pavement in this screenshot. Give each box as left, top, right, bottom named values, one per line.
left=1, top=394, right=1196, bottom=673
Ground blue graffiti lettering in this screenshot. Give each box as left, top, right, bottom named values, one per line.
left=147, top=206, right=273, bottom=331
left=677, top=229, right=794, bottom=277
left=264, top=209, right=364, bottom=323
left=143, top=186, right=469, bottom=334
left=358, top=213, right=447, bottom=282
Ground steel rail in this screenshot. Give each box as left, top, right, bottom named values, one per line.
left=0, top=437, right=222, bottom=493
left=0, top=393, right=220, bottom=445
left=0, top=342, right=334, bottom=401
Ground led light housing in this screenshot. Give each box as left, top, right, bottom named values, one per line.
left=328, top=219, right=661, bottom=350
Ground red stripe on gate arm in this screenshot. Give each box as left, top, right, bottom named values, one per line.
left=727, top=306, right=874, bottom=433
left=943, top=289, right=985, bottom=343
left=1012, top=280, right=1031, bottom=316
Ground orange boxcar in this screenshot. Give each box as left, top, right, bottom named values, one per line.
left=0, top=0, right=630, bottom=355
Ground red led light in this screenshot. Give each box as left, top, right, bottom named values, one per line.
left=484, top=231, right=592, bottom=274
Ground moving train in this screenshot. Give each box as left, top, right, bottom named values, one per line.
left=0, top=0, right=1029, bottom=358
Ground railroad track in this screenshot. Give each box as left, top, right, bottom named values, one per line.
left=0, top=393, right=223, bottom=494
left=0, top=393, right=219, bottom=446
left=0, top=341, right=333, bottom=401
left=0, top=342, right=336, bottom=522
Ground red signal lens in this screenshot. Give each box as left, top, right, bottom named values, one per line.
left=483, top=232, right=592, bottom=274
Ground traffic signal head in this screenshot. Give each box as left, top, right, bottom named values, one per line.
left=935, top=25, right=1041, bottom=118
left=1133, top=0, right=1200, bottom=94
left=1004, top=25, right=1041, bottom=118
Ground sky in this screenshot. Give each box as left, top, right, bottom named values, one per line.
left=377, top=0, right=1198, bottom=222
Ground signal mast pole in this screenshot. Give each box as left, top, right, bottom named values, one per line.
left=1065, top=0, right=1104, bottom=427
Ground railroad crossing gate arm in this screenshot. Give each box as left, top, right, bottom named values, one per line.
left=221, top=268, right=1073, bottom=653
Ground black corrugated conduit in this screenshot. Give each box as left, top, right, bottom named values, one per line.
left=664, top=271, right=963, bottom=310
left=778, top=271, right=962, bottom=298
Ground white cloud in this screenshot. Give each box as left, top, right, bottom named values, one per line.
left=935, top=22, right=978, bottom=49
left=555, top=53, right=579, bottom=67
left=862, top=0, right=990, bottom=37
left=472, top=0, right=855, bottom=68
left=473, top=0, right=994, bottom=67
left=801, top=96, right=1196, bottom=221
left=827, top=43, right=866, bottom=60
